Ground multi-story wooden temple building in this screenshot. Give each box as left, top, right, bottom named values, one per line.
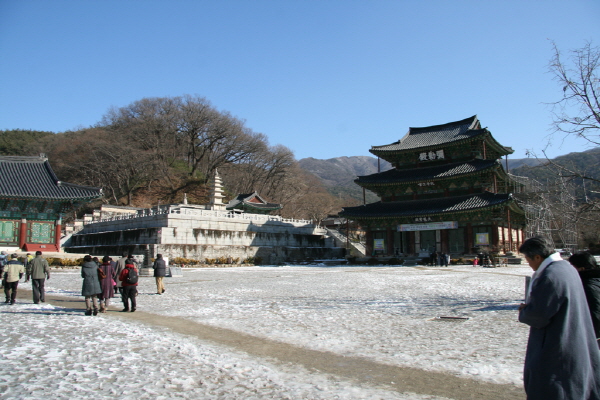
left=340, top=116, right=526, bottom=257
left=0, top=155, right=102, bottom=252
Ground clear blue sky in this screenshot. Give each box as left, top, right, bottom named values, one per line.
left=1, top=1, right=599, bottom=161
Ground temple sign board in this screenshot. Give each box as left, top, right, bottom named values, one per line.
left=475, top=233, right=490, bottom=246
left=419, top=149, right=445, bottom=162
left=399, top=221, right=459, bottom=232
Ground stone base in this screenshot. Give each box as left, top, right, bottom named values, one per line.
left=402, top=257, right=421, bottom=266
left=167, top=266, right=183, bottom=277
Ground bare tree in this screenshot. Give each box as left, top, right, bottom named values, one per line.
left=515, top=42, right=600, bottom=248
left=101, top=97, right=184, bottom=191
left=194, top=117, right=267, bottom=184
left=220, top=144, right=296, bottom=198
left=101, top=95, right=267, bottom=186
left=301, top=192, right=341, bottom=225
left=44, top=128, right=156, bottom=205
left=549, top=41, right=600, bottom=147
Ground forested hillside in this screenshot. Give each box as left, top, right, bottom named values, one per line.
left=510, top=148, right=600, bottom=199
left=0, top=129, right=55, bottom=155
left=0, top=95, right=350, bottom=224
left=509, top=148, right=600, bottom=249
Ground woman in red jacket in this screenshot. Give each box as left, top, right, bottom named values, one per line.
left=118, top=259, right=138, bottom=312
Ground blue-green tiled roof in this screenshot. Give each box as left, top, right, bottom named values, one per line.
left=0, top=156, right=102, bottom=201
left=355, top=159, right=501, bottom=185
left=340, top=192, right=513, bottom=219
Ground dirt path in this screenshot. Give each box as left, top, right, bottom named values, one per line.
left=14, top=289, right=525, bottom=400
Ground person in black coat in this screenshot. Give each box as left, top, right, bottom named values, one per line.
left=518, top=237, right=600, bottom=399
left=569, top=251, right=600, bottom=340
left=153, top=254, right=167, bottom=295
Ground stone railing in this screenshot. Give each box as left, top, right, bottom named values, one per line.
left=88, top=206, right=313, bottom=227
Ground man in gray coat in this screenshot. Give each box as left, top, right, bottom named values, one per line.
left=519, top=236, right=600, bottom=400
left=26, top=251, right=50, bottom=304
left=81, top=255, right=101, bottom=316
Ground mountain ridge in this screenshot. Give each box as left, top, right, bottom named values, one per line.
left=298, top=149, right=600, bottom=203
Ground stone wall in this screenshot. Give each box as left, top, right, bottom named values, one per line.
left=65, top=205, right=344, bottom=263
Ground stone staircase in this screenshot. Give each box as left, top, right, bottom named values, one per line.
left=324, top=228, right=366, bottom=257
left=498, top=252, right=524, bottom=265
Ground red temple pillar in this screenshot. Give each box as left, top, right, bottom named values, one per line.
left=518, top=228, right=524, bottom=250
left=441, top=229, right=449, bottom=253
left=54, top=218, right=62, bottom=252
left=466, top=223, right=473, bottom=253
left=365, top=230, right=373, bottom=256
left=507, top=209, right=513, bottom=252
left=387, top=228, right=394, bottom=256
left=408, top=231, right=416, bottom=254
left=491, top=223, right=499, bottom=250
left=18, top=218, right=27, bottom=249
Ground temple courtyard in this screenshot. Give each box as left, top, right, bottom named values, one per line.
left=0, top=264, right=531, bottom=399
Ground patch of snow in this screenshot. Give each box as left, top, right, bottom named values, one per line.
left=2, top=264, right=532, bottom=398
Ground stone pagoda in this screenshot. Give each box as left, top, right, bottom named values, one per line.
left=340, top=115, right=526, bottom=257
left=208, top=169, right=227, bottom=211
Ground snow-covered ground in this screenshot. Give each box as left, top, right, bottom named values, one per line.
left=0, top=263, right=532, bottom=399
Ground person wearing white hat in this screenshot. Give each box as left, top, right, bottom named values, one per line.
left=3, top=254, right=24, bottom=305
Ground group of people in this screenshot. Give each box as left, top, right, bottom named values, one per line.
left=429, top=250, right=449, bottom=267
left=518, top=236, right=600, bottom=399
left=80, top=252, right=167, bottom=315
left=474, top=252, right=492, bottom=267
left=0, top=250, right=168, bottom=315
left=1, top=251, right=50, bottom=305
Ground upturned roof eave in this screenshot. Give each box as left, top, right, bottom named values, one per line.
left=339, top=193, right=518, bottom=220
left=369, top=129, right=514, bottom=158
left=369, top=132, right=486, bottom=156
left=340, top=201, right=510, bottom=220
left=0, top=193, right=102, bottom=202
left=484, top=132, right=514, bottom=156
left=237, top=201, right=282, bottom=211
left=354, top=162, right=503, bottom=188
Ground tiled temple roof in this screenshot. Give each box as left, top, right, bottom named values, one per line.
left=370, top=115, right=513, bottom=155
left=371, top=116, right=481, bottom=152
left=0, top=155, right=102, bottom=201
left=340, top=192, right=514, bottom=219
left=355, top=159, right=501, bottom=185
left=226, top=192, right=282, bottom=211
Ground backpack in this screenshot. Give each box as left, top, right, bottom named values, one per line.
left=126, top=267, right=138, bottom=284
